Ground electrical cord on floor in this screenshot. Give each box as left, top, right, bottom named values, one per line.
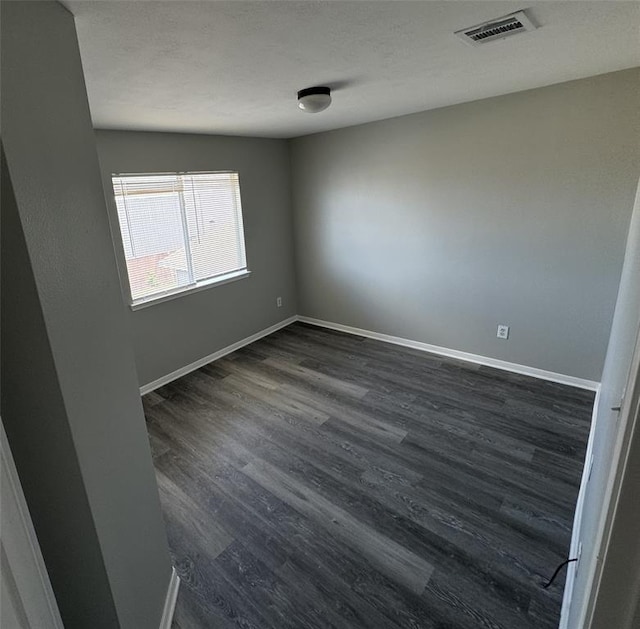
left=543, top=558, right=578, bottom=589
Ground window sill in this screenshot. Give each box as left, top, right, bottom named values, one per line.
left=129, top=269, right=251, bottom=311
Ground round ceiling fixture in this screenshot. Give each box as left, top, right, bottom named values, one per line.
left=297, top=86, right=331, bottom=113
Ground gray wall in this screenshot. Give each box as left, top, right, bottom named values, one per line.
left=95, top=130, right=297, bottom=388
left=570, top=177, right=640, bottom=629
left=1, top=2, right=172, bottom=627
left=2, top=147, right=118, bottom=627
left=291, top=68, right=640, bottom=382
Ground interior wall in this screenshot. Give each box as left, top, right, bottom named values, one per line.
left=95, top=130, right=297, bottom=388
left=1, top=2, right=172, bottom=627
left=291, top=68, right=640, bottom=382
left=2, top=147, right=118, bottom=627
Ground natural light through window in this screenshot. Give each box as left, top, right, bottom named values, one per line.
left=111, top=171, right=248, bottom=306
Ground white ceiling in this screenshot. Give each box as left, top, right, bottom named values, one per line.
left=63, top=1, right=640, bottom=139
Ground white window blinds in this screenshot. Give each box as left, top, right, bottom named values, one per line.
left=112, top=172, right=247, bottom=305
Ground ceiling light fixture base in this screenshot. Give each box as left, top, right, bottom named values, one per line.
left=297, top=86, right=332, bottom=113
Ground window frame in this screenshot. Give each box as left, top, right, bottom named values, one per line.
left=109, top=170, right=251, bottom=310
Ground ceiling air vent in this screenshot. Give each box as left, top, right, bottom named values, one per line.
left=455, top=10, right=537, bottom=46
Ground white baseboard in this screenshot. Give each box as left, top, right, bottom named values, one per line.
left=140, top=313, right=599, bottom=395
left=559, top=385, right=601, bottom=629
left=298, top=316, right=599, bottom=391
left=140, top=316, right=298, bottom=395
left=159, top=567, right=180, bottom=629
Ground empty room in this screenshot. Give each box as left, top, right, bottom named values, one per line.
left=2, top=1, right=640, bottom=629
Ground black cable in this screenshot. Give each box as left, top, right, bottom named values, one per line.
left=543, top=558, right=578, bottom=589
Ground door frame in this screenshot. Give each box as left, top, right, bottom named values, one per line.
left=1, top=419, right=64, bottom=628
left=573, top=324, right=640, bottom=628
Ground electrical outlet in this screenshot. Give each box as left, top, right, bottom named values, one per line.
left=497, top=324, right=509, bottom=339
left=276, top=296, right=282, bottom=308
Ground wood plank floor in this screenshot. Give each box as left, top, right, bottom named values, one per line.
left=142, top=322, right=594, bottom=629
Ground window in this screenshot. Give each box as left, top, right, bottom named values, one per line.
left=111, top=171, right=248, bottom=307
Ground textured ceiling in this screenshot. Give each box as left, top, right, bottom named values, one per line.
left=63, top=1, right=640, bottom=138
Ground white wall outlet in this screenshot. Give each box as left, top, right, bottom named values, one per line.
left=497, top=324, right=510, bottom=339
left=276, top=296, right=282, bottom=308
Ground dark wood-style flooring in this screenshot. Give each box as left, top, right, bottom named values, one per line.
left=142, top=322, right=593, bottom=629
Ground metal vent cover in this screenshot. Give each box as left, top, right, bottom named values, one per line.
left=455, top=10, right=537, bottom=46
